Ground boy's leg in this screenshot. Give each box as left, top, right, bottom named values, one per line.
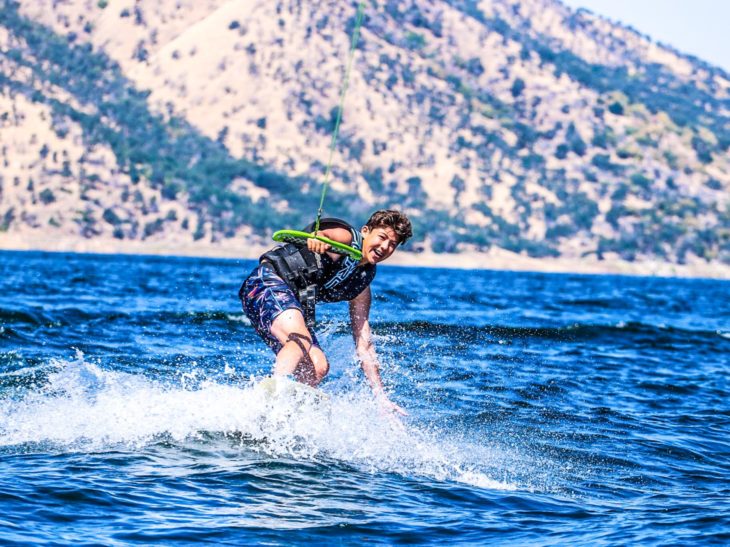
left=270, top=309, right=329, bottom=386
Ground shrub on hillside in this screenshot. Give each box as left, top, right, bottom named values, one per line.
left=39, top=188, right=55, bottom=204
left=608, top=102, right=624, bottom=115
left=510, top=78, right=525, bottom=98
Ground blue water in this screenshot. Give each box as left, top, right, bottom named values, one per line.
left=1, top=250, right=729, bottom=544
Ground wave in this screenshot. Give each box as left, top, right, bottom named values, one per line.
left=0, top=308, right=58, bottom=327
left=0, top=353, right=517, bottom=492
left=376, top=320, right=730, bottom=343
left=0, top=307, right=246, bottom=327
left=3, top=305, right=726, bottom=343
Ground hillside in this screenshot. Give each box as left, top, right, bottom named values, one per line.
left=1, top=0, right=728, bottom=274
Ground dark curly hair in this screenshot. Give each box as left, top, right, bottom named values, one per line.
left=365, top=210, right=413, bottom=245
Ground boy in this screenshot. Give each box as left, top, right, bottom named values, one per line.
left=239, top=210, right=412, bottom=414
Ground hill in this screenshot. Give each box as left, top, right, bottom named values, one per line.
left=1, top=0, right=728, bottom=275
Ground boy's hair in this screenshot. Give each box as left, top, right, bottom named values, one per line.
left=365, top=210, right=413, bottom=245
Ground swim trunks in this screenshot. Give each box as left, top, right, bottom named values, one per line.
left=239, top=263, right=320, bottom=354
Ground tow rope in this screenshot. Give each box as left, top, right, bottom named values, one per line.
left=272, top=1, right=366, bottom=260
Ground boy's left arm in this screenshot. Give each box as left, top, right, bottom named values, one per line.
left=349, top=287, right=406, bottom=416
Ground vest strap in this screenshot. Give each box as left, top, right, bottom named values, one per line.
left=261, top=245, right=320, bottom=327
left=286, top=333, right=314, bottom=369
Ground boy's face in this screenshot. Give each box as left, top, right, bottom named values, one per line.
left=360, top=225, right=399, bottom=264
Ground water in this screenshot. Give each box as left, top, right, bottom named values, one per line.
left=1, top=250, right=728, bottom=544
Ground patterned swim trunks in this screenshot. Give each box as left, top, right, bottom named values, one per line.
left=239, top=263, right=320, bottom=354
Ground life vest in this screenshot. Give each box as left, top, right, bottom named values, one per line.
left=260, top=218, right=376, bottom=326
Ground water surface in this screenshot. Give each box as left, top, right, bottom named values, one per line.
left=1, top=251, right=728, bottom=544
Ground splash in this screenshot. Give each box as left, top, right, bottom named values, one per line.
left=0, top=353, right=516, bottom=491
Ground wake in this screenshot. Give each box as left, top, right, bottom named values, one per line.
left=0, top=352, right=516, bottom=491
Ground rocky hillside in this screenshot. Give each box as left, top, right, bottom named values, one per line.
left=1, top=0, right=728, bottom=267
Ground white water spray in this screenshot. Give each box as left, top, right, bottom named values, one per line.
left=0, top=353, right=516, bottom=491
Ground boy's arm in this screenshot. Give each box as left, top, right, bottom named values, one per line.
left=307, top=227, right=352, bottom=255
left=349, top=287, right=407, bottom=416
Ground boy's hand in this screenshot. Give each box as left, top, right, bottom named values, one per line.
left=307, top=233, right=332, bottom=254
left=378, top=393, right=408, bottom=417
left=377, top=394, right=408, bottom=432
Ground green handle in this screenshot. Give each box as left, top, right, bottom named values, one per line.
left=272, top=229, right=363, bottom=260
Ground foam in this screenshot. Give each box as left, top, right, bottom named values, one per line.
left=0, top=353, right=516, bottom=491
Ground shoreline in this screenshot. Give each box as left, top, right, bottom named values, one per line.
left=2, top=235, right=729, bottom=280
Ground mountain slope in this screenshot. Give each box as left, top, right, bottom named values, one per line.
left=1, top=0, right=728, bottom=267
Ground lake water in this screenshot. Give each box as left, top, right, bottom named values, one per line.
left=1, top=250, right=728, bottom=544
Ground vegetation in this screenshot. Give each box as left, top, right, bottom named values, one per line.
left=1, top=0, right=727, bottom=265
left=0, top=2, right=354, bottom=240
